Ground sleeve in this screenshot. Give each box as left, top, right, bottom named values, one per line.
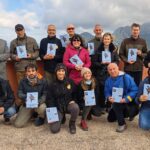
left=104, top=78, right=112, bottom=101
left=30, top=39, right=39, bottom=59
left=10, top=41, right=17, bottom=60
left=39, top=39, right=46, bottom=60
left=144, top=51, right=150, bottom=68
left=119, top=40, right=128, bottom=63
left=112, top=50, right=119, bottom=65
left=17, top=80, right=26, bottom=102
left=140, top=40, right=148, bottom=59
left=83, top=51, right=91, bottom=68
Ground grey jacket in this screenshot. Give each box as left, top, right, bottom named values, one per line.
left=0, top=39, right=10, bottom=79
left=10, top=34, right=39, bottom=71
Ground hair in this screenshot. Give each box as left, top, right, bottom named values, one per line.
left=25, top=64, right=38, bottom=71
left=131, top=23, right=140, bottom=29
left=48, top=24, right=56, bottom=29
left=70, top=34, right=84, bottom=47
left=94, top=24, right=102, bottom=29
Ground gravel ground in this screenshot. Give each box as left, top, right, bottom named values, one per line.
left=0, top=114, right=149, bottom=150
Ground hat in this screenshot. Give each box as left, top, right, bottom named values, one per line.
left=55, top=63, right=67, bottom=74
left=81, top=67, right=92, bottom=77
left=15, top=24, right=24, bottom=31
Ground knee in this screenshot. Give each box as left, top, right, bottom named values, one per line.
left=70, top=103, right=79, bottom=113
left=14, top=121, right=24, bottom=128
left=50, top=125, right=60, bottom=134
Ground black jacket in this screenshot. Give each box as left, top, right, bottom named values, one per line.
left=46, top=78, right=76, bottom=113
left=144, top=50, right=150, bottom=68
left=39, top=36, right=64, bottom=73
left=0, top=78, right=14, bottom=110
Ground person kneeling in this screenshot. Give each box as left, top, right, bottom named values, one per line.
left=46, top=63, right=79, bottom=134
left=14, top=64, right=47, bottom=128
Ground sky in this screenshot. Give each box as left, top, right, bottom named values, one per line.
left=0, top=0, right=150, bottom=44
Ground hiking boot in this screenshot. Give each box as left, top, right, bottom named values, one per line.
left=69, top=121, right=76, bottom=134
left=4, top=118, right=11, bottom=125
left=34, top=117, right=45, bottom=126
left=80, top=120, right=88, bottom=131
left=116, top=124, right=127, bottom=133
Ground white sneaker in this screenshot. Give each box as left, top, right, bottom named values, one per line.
left=116, top=124, right=127, bottom=133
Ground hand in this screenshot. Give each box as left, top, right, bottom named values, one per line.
left=120, top=98, right=126, bottom=103
left=139, top=95, right=148, bottom=102
left=0, top=107, right=4, bottom=114
left=15, top=56, right=21, bottom=61
left=75, top=65, right=83, bottom=71
left=108, top=97, right=114, bottom=103
left=27, top=53, right=32, bottom=58
left=48, top=54, right=55, bottom=59
left=128, top=61, right=135, bottom=64
left=137, top=50, right=142, bottom=56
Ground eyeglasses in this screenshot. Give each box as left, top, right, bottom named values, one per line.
left=67, top=27, right=74, bottom=30
left=73, top=39, right=80, bottom=42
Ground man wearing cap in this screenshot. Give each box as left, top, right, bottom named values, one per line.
left=39, top=24, right=64, bottom=85
left=10, top=24, right=39, bottom=84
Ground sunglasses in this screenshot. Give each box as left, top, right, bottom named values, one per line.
left=67, top=27, right=74, bottom=30
left=73, top=39, right=81, bottom=42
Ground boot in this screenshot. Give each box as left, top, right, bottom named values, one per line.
left=69, top=120, right=76, bottom=134
left=80, top=120, right=88, bottom=131
left=34, top=117, right=45, bottom=126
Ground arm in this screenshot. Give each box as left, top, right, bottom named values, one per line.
left=140, top=40, right=148, bottom=59
left=10, top=41, right=17, bottom=60
left=18, top=80, right=26, bottom=102
left=83, top=51, right=91, bottom=68
left=144, top=51, right=150, bottom=68
left=104, top=78, right=112, bottom=101
left=39, top=39, right=46, bottom=60
left=119, top=40, right=128, bottom=63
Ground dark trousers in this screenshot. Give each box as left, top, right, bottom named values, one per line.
left=49, top=103, right=79, bottom=133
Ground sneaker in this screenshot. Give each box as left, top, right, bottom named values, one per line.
left=34, top=117, right=45, bottom=126
left=4, top=118, right=11, bottom=125
left=69, top=121, right=76, bottom=134
left=80, top=120, right=88, bottom=131
left=116, top=124, right=127, bottom=133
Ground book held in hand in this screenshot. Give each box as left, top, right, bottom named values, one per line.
left=46, top=107, right=59, bottom=123
left=112, top=87, right=123, bottom=103
left=26, top=92, right=38, bottom=108
left=47, top=43, right=56, bottom=56
left=84, top=90, right=96, bottom=106
left=60, top=34, right=69, bottom=47
left=143, top=84, right=150, bottom=100
left=88, top=43, right=95, bottom=55
left=70, top=54, right=83, bottom=65
left=128, top=48, right=137, bottom=62
left=102, top=51, right=111, bottom=63
left=16, top=45, right=27, bottom=58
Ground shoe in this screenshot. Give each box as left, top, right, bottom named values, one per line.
left=69, top=121, right=76, bottom=134
left=34, top=117, right=45, bottom=126
left=80, top=120, right=88, bottom=131
left=4, top=118, right=11, bottom=125
left=116, top=124, right=127, bottom=133
left=87, top=113, right=92, bottom=120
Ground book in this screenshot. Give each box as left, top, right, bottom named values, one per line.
left=16, top=45, right=27, bottom=58
left=47, top=43, right=56, bottom=56
left=46, top=107, right=59, bottom=123
left=127, top=48, right=137, bottom=62
left=84, top=90, right=96, bottom=106
left=102, top=51, right=111, bottom=63
left=143, top=84, right=150, bottom=100
left=70, top=54, right=83, bottom=65
left=26, top=92, right=38, bottom=108
left=60, top=34, right=69, bottom=47
left=88, top=43, right=95, bottom=55
left=112, top=87, right=123, bottom=103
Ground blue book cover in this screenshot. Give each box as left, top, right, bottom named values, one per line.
left=84, top=90, right=96, bottom=106
left=60, top=34, right=69, bottom=47
left=47, top=43, right=56, bottom=56
left=88, top=42, right=95, bottom=55
left=143, top=84, right=150, bottom=100
left=26, top=92, right=38, bottom=108
left=102, top=51, right=111, bottom=63
left=128, top=48, right=137, bottom=61
left=70, top=54, right=83, bottom=65
left=46, top=107, right=59, bottom=123
left=16, top=45, right=27, bottom=58
left=112, top=87, right=123, bottom=103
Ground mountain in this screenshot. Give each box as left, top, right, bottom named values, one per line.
left=80, top=32, right=94, bottom=43
left=113, top=22, right=150, bottom=49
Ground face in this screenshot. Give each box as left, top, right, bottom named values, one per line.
left=103, top=35, right=112, bottom=47
left=56, top=69, right=66, bottom=80
left=26, top=68, right=37, bottom=79
left=67, top=25, right=75, bottom=37
left=83, top=71, right=92, bottom=80
left=107, top=64, right=119, bottom=78
left=131, top=26, right=140, bottom=38
left=47, top=25, right=56, bottom=37
left=94, top=26, right=103, bottom=37
left=72, top=39, right=81, bottom=48
left=16, top=29, right=25, bottom=38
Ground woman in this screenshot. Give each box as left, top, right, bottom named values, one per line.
left=63, top=34, right=91, bottom=85
left=93, top=32, right=119, bottom=109
left=135, top=68, right=150, bottom=130
left=77, top=67, right=100, bottom=131
left=46, top=63, right=79, bottom=134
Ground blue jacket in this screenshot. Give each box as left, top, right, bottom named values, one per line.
left=135, top=77, right=150, bottom=108
left=104, top=72, right=138, bottom=103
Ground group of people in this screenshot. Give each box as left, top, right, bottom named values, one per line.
left=0, top=22, right=150, bottom=134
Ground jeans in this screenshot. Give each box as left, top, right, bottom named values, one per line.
left=4, top=105, right=17, bottom=119
left=139, top=108, right=150, bottom=130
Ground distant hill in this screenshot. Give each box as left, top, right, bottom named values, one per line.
left=80, top=32, right=94, bottom=43
left=113, top=22, right=150, bottom=49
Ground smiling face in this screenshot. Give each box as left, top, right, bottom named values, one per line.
left=56, top=69, right=66, bottom=80
left=16, top=29, right=25, bottom=38
left=66, top=24, right=75, bottom=37
left=103, top=34, right=112, bottom=47
left=47, top=25, right=56, bottom=37
left=107, top=63, right=119, bottom=78
left=26, top=67, right=37, bottom=79
left=131, top=26, right=140, bottom=39
left=83, top=71, right=92, bottom=81
left=94, top=25, right=103, bottom=37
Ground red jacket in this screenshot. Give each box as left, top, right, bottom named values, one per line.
left=63, top=45, right=91, bottom=85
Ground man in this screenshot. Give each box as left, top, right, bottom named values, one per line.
left=0, top=39, right=10, bottom=79
left=119, top=23, right=148, bottom=86
left=14, top=64, right=47, bottom=128
left=10, top=24, right=39, bottom=84
left=105, top=63, right=138, bottom=132
left=39, top=24, right=64, bottom=85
